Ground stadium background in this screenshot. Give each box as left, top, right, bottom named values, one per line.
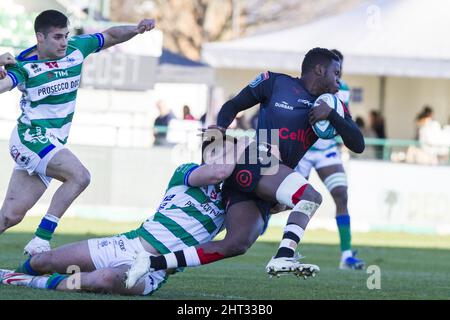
left=0, top=0, right=449, bottom=300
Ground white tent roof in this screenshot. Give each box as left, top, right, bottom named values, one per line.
left=202, top=0, right=450, bottom=78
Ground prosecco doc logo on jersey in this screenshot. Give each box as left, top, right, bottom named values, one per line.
left=37, top=79, right=80, bottom=97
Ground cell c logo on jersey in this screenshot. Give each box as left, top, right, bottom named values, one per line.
left=236, top=170, right=253, bottom=188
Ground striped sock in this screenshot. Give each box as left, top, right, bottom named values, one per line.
left=274, top=223, right=305, bottom=258
left=16, top=257, right=40, bottom=276
left=150, top=247, right=202, bottom=270
left=29, top=276, right=50, bottom=289
left=46, top=273, right=68, bottom=290
left=35, top=214, right=59, bottom=241
left=336, top=215, right=352, bottom=252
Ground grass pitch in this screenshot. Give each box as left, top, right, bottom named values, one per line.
left=0, top=217, right=449, bottom=300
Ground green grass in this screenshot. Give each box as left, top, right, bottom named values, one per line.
left=0, top=217, right=449, bottom=300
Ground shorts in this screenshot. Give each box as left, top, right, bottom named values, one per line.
left=225, top=141, right=281, bottom=193
left=221, top=185, right=275, bottom=235
left=9, top=125, right=64, bottom=187
left=296, top=146, right=343, bottom=178
left=87, top=233, right=168, bottom=296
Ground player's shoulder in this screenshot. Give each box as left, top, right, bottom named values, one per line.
left=174, top=163, right=200, bottom=174
left=167, top=163, right=200, bottom=189
left=249, top=71, right=289, bottom=88
left=271, top=71, right=298, bottom=84
left=69, top=33, right=96, bottom=42
left=14, top=46, right=38, bottom=65
left=69, top=33, right=103, bottom=47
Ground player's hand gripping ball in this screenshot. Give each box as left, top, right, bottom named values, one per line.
left=310, top=93, right=345, bottom=139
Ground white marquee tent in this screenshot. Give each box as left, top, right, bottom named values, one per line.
left=203, top=0, right=450, bottom=79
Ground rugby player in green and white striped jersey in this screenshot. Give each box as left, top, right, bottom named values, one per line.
left=0, top=136, right=243, bottom=295
left=0, top=10, right=156, bottom=256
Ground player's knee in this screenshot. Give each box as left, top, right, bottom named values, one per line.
left=92, top=270, right=119, bottom=292
left=276, top=172, right=320, bottom=208
left=86, top=269, right=117, bottom=293
left=31, top=252, right=53, bottom=272
left=0, top=208, right=25, bottom=230
left=302, top=185, right=322, bottom=206
left=228, top=244, right=248, bottom=257
left=73, top=168, right=91, bottom=190
left=223, top=237, right=254, bottom=257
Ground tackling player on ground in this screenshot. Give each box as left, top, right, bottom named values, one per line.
left=295, top=49, right=364, bottom=270
left=0, top=136, right=243, bottom=295
left=0, top=10, right=155, bottom=256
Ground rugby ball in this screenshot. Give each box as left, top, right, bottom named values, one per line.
left=311, top=93, right=345, bottom=139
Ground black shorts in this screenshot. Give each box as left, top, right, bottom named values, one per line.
left=224, top=141, right=282, bottom=193
left=221, top=184, right=275, bottom=235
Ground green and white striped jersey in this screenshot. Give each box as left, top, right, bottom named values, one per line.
left=136, top=163, right=226, bottom=254
left=6, top=33, right=104, bottom=145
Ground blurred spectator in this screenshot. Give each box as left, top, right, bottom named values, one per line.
left=414, top=105, right=433, bottom=139
left=153, top=100, right=175, bottom=146
left=183, top=105, right=196, bottom=121
left=369, top=110, right=386, bottom=159
left=407, top=106, right=449, bottom=165
left=356, top=116, right=376, bottom=138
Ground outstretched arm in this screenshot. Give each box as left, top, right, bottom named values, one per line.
left=101, top=19, right=155, bottom=50
left=0, top=53, right=16, bottom=94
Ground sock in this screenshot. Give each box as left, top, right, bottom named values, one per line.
left=274, top=223, right=305, bottom=258
left=35, top=214, right=59, bottom=241
left=29, top=276, right=50, bottom=289
left=16, top=257, right=40, bottom=276
left=35, top=214, right=60, bottom=241
left=150, top=247, right=224, bottom=270
left=336, top=215, right=352, bottom=252
left=46, top=273, right=68, bottom=290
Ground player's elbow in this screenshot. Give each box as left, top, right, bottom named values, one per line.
left=353, top=139, right=365, bottom=154
left=345, top=135, right=365, bottom=154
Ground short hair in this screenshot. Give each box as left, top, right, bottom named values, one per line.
left=34, top=10, right=69, bottom=34
left=331, top=49, right=344, bottom=61
left=301, top=47, right=340, bottom=75
left=201, top=133, right=237, bottom=164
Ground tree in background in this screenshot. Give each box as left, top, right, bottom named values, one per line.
left=110, top=0, right=365, bottom=60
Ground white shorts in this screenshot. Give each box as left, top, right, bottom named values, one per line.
left=296, top=146, right=343, bottom=178
left=88, top=234, right=167, bottom=296
left=9, top=125, right=64, bottom=187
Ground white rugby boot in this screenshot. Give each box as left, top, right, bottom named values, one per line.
left=125, top=251, right=153, bottom=289
left=23, top=237, right=51, bottom=256
left=0, top=272, right=34, bottom=286
left=266, top=254, right=320, bottom=279
left=0, top=269, right=14, bottom=281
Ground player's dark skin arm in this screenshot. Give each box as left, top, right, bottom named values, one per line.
left=216, top=86, right=260, bottom=129
left=309, top=101, right=365, bottom=153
